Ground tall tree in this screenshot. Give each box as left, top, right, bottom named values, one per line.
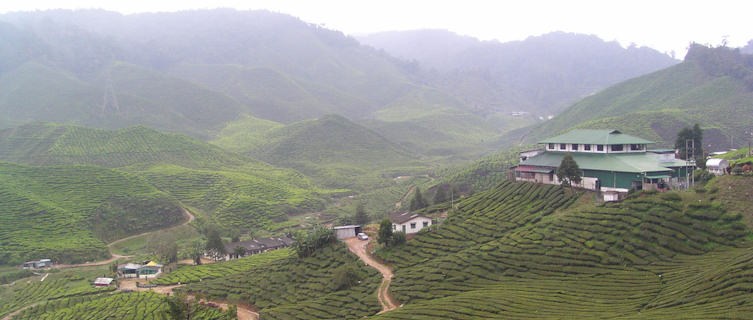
left=205, top=229, right=226, bottom=261
left=675, top=124, right=704, bottom=166
left=378, top=219, right=393, bottom=246
left=354, top=202, right=370, bottom=226
left=190, top=240, right=204, bottom=265
left=557, top=153, right=583, bottom=193
left=432, top=184, right=450, bottom=204
left=162, top=291, right=192, bottom=319
left=409, top=187, right=428, bottom=211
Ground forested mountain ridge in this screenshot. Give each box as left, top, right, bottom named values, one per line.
left=0, top=9, right=681, bottom=153
left=502, top=44, right=753, bottom=151
left=359, top=30, right=679, bottom=116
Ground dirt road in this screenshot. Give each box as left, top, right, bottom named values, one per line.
left=344, top=238, right=400, bottom=313
left=59, top=208, right=195, bottom=269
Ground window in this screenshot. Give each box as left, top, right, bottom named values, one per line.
left=630, top=144, right=643, bottom=151
left=611, top=144, right=624, bottom=152
left=560, top=143, right=566, bottom=150
left=410, top=223, right=416, bottom=229
left=572, top=144, right=578, bottom=151
left=584, top=144, right=591, bottom=151
left=423, top=221, right=429, bottom=227
left=597, top=145, right=604, bottom=151
left=392, top=224, right=396, bottom=230
left=548, top=143, right=555, bottom=149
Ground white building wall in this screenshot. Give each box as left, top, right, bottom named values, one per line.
left=393, top=217, right=433, bottom=234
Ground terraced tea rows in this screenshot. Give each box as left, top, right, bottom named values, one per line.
left=0, top=273, right=114, bottom=319
left=0, top=162, right=183, bottom=264
left=153, top=248, right=290, bottom=285
left=0, top=122, right=248, bottom=169
left=182, top=242, right=381, bottom=319
left=368, top=180, right=753, bottom=318
left=11, top=291, right=234, bottom=320
left=136, top=164, right=330, bottom=229
left=376, top=181, right=575, bottom=268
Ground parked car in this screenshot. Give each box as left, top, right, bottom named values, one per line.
left=357, top=232, right=369, bottom=240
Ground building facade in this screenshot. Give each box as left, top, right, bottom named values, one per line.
left=390, top=212, right=433, bottom=234
left=514, top=129, right=691, bottom=200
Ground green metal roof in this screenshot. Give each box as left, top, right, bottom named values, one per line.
left=645, top=174, right=671, bottom=179
left=540, top=129, right=654, bottom=145
left=520, top=152, right=673, bottom=174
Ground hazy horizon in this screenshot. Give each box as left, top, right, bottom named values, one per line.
left=1, top=0, right=751, bottom=57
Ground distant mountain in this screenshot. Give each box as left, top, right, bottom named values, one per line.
left=0, top=10, right=682, bottom=147
left=357, top=29, right=480, bottom=71
left=0, top=9, right=418, bottom=126
left=503, top=44, right=753, bottom=151
left=358, top=30, right=679, bottom=116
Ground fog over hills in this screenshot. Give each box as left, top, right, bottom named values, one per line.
left=359, top=29, right=679, bottom=116
left=0, top=9, right=679, bottom=142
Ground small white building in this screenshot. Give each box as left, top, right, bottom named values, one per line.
left=390, top=212, right=433, bottom=234
left=706, top=158, right=729, bottom=176
left=93, top=277, right=114, bottom=287
left=333, top=225, right=362, bottom=240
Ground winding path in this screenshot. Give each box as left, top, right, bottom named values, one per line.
left=344, top=238, right=400, bottom=313
left=59, top=208, right=195, bottom=269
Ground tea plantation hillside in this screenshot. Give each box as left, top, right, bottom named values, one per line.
left=11, top=291, right=235, bottom=320
left=213, top=114, right=427, bottom=191
left=368, top=180, right=753, bottom=319
left=181, top=242, right=382, bottom=320
left=0, top=162, right=183, bottom=265
left=505, top=44, right=753, bottom=151
left=0, top=122, right=336, bottom=233
left=0, top=122, right=250, bottom=168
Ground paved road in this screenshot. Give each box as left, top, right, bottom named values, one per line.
left=344, top=238, right=400, bottom=313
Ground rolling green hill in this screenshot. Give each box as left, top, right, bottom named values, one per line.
left=370, top=179, right=753, bottom=319
left=0, top=162, right=183, bottom=265
left=0, top=122, right=249, bottom=168
left=0, top=122, right=335, bottom=234
left=213, top=114, right=427, bottom=191
left=506, top=44, right=753, bottom=151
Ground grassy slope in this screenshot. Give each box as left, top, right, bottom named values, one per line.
left=364, top=87, right=529, bottom=159
left=0, top=122, right=334, bottom=243
left=505, top=56, right=753, bottom=150
left=370, top=180, right=752, bottom=319
left=0, top=162, right=183, bottom=265
left=181, top=242, right=381, bottom=320
left=213, top=114, right=428, bottom=191
left=0, top=265, right=116, bottom=318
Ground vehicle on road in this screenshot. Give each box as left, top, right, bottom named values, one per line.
left=357, top=233, right=369, bottom=240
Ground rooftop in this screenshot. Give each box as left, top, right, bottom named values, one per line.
left=224, top=236, right=293, bottom=252
left=540, top=129, right=654, bottom=145
left=390, top=212, right=427, bottom=224
left=520, top=152, right=681, bottom=173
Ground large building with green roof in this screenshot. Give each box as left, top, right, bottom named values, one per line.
left=515, top=129, right=690, bottom=199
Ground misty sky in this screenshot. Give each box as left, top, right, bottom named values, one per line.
left=1, top=0, right=751, bottom=57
